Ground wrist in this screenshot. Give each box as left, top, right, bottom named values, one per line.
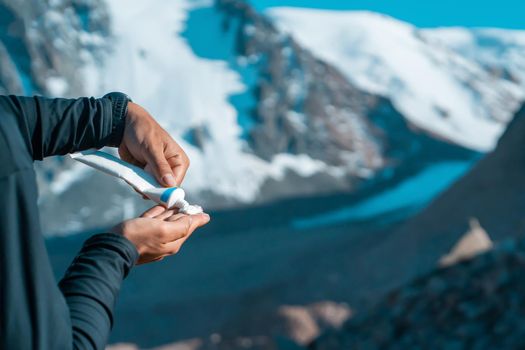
left=110, top=221, right=143, bottom=255
left=125, top=102, right=142, bottom=126
left=103, top=92, right=132, bottom=147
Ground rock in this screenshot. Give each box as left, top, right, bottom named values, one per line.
left=307, top=301, right=352, bottom=329
left=278, top=305, right=320, bottom=345
left=277, top=301, right=352, bottom=345
left=439, top=218, right=493, bottom=267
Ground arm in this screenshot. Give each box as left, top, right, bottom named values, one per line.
left=58, top=234, right=138, bottom=350
left=0, top=94, right=127, bottom=160
left=0, top=159, right=136, bottom=349
left=58, top=206, right=209, bottom=349
left=0, top=167, right=208, bottom=349
left=0, top=94, right=190, bottom=187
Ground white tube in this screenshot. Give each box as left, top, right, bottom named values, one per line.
left=70, top=150, right=203, bottom=215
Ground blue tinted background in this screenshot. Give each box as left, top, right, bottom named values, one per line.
left=251, top=0, right=525, bottom=29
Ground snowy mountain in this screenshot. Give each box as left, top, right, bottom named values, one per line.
left=422, top=27, right=525, bottom=90
left=0, top=0, right=109, bottom=96
left=0, top=0, right=520, bottom=234
left=268, top=8, right=525, bottom=151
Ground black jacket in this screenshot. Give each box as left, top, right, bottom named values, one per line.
left=0, top=95, right=139, bottom=349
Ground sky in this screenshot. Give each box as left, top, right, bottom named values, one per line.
left=251, top=0, right=525, bottom=30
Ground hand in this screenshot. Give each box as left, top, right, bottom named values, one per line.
left=118, top=102, right=190, bottom=187
left=111, top=205, right=210, bottom=265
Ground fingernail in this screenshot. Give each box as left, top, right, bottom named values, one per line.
left=162, top=174, right=176, bottom=187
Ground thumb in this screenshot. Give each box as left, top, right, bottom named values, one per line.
left=178, top=213, right=210, bottom=238
left=189, top=213, right=211, bottom=230
left=146, top=146, right=177, bottom=187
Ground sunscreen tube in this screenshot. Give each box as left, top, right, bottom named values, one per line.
left=70, top=150, right=203, bottom=215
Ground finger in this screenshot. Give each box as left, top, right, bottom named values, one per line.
left=154, top=209, right=178, bottom=220
left=161, top=222, right=198, bottom=255
left=118, top=143, right=144, bottom=167
left=189, top=213, right=211, bottom=229
left=141, top=205, right=166, bottom=218
left=183, top=213, right=210, bottom=233
left=160, top=214, right=210, bottom=243
left=167, top=154, right=189, bottom=186
left=165, top=213, right=187, bottom=222
left=146, top=145, right=177, bottom=187
left=161, top=214, right=209, bottom=254
left=161, top=239, right=185, bottom=255
left=159, top=216, right=192, bottom=242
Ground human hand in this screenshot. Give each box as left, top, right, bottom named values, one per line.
left=111, top=205, right=210, bottom=265
left=118, top=102, right=190, bottom=187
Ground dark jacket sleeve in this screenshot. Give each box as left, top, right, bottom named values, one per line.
left=0, top=94, right=137, bottom=350
left=59, top=234, right=139, bottom=349
left=0, top=94, right=127, bottom=160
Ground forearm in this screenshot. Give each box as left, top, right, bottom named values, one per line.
left=0, top=94, right=127, bottom=160
left=59, top=233, right=138, bottom=350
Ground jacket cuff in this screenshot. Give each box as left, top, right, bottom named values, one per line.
left=103, top=92, right=131, bottom=147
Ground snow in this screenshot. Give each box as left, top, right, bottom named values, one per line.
left=48, top=162, right=92, bottom=195
left=421, top=27, right=525, bottom=90
left=268, top=8, right=524, bottom=152
left=46, top=76, right=68, bottom=96
left=62, top=0, right=337, bottom=203
left=267, top=153, right=342, bottom=180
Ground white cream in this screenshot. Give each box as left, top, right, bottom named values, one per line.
left=70, top=150, right=203, bottom=215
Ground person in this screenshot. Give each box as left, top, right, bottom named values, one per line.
left=0, top=93, right=210, bottom=349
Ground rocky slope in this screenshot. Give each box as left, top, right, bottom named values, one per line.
left=284, top=102, right=522, bottom=331
left=311, top=237, right=525, bottom=350
left=203, top=0, right=384, bottom=172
